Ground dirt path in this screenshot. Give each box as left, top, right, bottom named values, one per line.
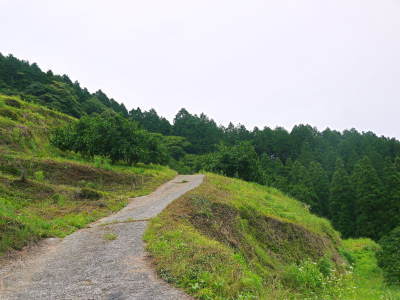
left=0, top=175, right=204, bottom=300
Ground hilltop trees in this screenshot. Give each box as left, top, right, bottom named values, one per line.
left=129, top=108, right=172, bottom=135
left=173, top=109, right=222, bottom=154
left=0, top=53, right=128, bottom=118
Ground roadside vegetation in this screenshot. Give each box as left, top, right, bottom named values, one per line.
left=145, top=174, right=400, bottom=299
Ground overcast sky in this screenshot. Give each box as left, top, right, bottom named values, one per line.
left=1, top=0, right=400, bottom=138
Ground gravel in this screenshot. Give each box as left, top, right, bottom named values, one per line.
left=0, top=175, right=204, bottom=300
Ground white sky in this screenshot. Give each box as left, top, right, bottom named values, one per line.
left=1, top=0, right=400, bottom=138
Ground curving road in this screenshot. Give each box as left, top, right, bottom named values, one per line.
left=0, top=175, right=204, bottom=300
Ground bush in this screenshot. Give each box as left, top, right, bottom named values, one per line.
left=317, top=255, right=334, bottom=277
left=4, top=98, right=21, bottom=108
left=283, top=260, right=325, bottom=292
left=34, top=170, right=45, bottom=181
left=75, top=188, right=101, bottom=200
left=0, top=108, right=18, bottom=121
left=282, top=258, right=354, bottom=297
left=378, top=226, right=400, bottom=285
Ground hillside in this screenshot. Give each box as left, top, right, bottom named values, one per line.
left=1, top=54, right=400, bottom=298
left=0, top=94, right=176, bottom=255
left=2, top=54, right=400, bottom=245
left=145, top=173, right=400, bottom=299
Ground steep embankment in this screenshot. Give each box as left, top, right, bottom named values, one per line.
left=0, top=94, right=176, bottom=255
left=145, top=173, right=400, bottom=299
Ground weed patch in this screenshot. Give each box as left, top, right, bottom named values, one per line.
left=103, top=233, right=118, bottom=241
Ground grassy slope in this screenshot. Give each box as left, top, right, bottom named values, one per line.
left=145, top=173, right=400, bottom=299
left=0, top=94, right=176, bottom=254
left=343, top=239, right=400, bottom=299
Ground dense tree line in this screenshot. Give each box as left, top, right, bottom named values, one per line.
left=2, top=53, right=400, bottom=251
left=127, top=103, right=400, bottom=242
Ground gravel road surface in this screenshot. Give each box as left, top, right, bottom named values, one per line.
left=0, top=174, right=204, bottom=300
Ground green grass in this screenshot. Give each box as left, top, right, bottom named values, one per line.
left=0, top=93, right=177, bottom=255
left=0, top=94, right=74, bottom=155
left=145, top=173, right=399, bottom=299
left=342, top=239, right=400, bottom=299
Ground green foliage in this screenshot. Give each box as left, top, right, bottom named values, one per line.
left=200, top=142, right=262, bottom=182
left=283, top=260, right=325, bottom=292
left=0, top=53, right=128, bottom=118
left=172, top=108, right=222, bottom=154
left=129, top=107, right=172, bottom=135
left=51, top=110, right=169, bottom=165
left=76, top=188, right=102, bottom=200
left=378, top=226, right=400, bottom=285
left=318, top=255, right=335, bottom=277
left=33, top=170, right=45, bottom=181
left=163, top=135, right=191, bottom=161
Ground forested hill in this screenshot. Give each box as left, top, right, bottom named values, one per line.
left=1, top=53, right=400, bottom=243
left=0, top=53, right=128, bottom=117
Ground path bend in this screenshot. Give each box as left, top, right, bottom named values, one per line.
left=0, top=174, right=204, bottom=300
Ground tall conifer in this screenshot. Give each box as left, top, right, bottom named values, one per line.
left=329, top=158, right=355, bottom=237
left=351, top=157, right=384, bottom=239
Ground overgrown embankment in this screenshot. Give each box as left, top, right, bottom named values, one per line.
left=145, top=174, right=400, bottom=299
left=0, top=94, right=176, bottom=255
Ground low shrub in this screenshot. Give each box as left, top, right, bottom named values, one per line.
left=283, top=260, right=325, bottom=292
left=0, top=108, right=18, bottom=121
left=4, top=98, right=22, bottom=108
left=75, top=188, right=102, bottom=200
left=34, top=170, right=45, bottom=181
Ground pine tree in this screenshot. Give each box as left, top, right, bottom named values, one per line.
left=307, top=161, right=330, bottom=217
left=329, top=159, right=355, bottom=237
left=381, top=158, right=400, bottom=234
left=288, top=161, right=318, bottom=208
left=351, top=157, right=384, bottom=239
